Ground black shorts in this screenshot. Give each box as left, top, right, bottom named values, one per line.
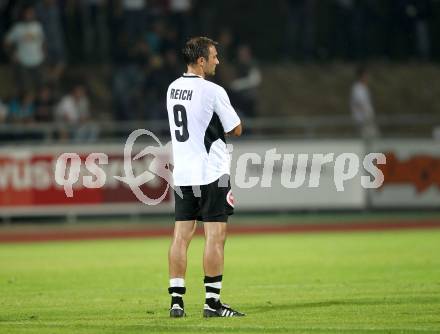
left=174, top=174, right=234, bottom=222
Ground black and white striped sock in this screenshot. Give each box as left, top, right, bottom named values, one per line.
left=168, top=278, right=185, bottom=309
left=204, top=275, right=222, bottom=309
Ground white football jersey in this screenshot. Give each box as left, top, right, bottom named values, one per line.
left=166, top=73, right=241, bottom=186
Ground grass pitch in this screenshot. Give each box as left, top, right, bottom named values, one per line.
left=1, top=229, right=439, bottom=333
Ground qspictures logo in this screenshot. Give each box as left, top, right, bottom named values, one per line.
left=54, top=129, right=173, bottom=205
left=54, top=129, right=387, bottom=205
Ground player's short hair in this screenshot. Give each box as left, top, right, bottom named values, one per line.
left=182, top=37, right=218, bottom=65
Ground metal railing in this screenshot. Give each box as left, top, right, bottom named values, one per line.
left=0, top=113, right=439, bottom=145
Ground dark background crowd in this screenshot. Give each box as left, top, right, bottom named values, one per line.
left=0, top=0, right=438, bottom=139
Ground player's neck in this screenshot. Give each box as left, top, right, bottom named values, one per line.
left=186, top=66, right=205, bottom=79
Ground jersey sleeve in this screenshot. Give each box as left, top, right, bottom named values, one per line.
left=214, top=86, right=241, bottom=133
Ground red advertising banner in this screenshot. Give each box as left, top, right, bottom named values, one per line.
left=0, top=146, right=173, bottom=216
left=371, top=139, right=440, bottom=208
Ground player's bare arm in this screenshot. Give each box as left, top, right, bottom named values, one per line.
left=227, top=123, right=242, bottom=137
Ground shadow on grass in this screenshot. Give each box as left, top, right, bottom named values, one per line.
left=248, top=296, right=440, bottom=314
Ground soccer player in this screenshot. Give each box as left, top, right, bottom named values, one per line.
left=166, top=37, right=244, bottom=318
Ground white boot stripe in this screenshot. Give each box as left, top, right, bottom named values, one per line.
left=204, top=305, right=216, bottom=312
left=205, top=292, right=220, bottom=299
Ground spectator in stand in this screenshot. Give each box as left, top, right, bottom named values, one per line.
left=283, top=0, right=316, bottom=61
left=55, top=84, right=98, bottom=142
left=4, top=5, right=45, bottom=94
left=59, top=0, right=86, bottom=62
left=36, top=0, right=66, bottom=84
left=217, top=27, right=234, bottom=62
left=112, top=37, right=151, bottom=120
left=214, top=27, right=235, bottom=88
left=8, top=91, right=36, bottom=124
left=122, top=0, right=148, bottom=43
left=144, top=19, right=166, bottom=55
left=82, top=0, right=109, bottom=62
left=389, top=0, right=432, bottom=61
left=333, top=0, right=356, bottom=60
left=404, top=0, right=431, bottom=60
left=194, top=0, right=216, bottom=38
left=35, top=85, right=55, bottom=122
left=55, top=84, right=89, bottom=123
left=0, top=98, right=8, bottom=123
left=229, top=44, right=262, bottom=118
left=161, top=25, right=179, bottom=54
left=168, top=0, right=192, bottom=47
left=144, top=48, right=181, bottom=121
left=148, top=0, right=167, bottom=21
left=350, top=65, right=379, bottom=140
